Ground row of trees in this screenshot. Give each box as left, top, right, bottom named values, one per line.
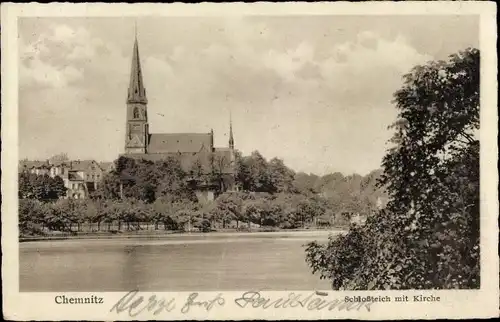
left=305, top=48, right=480, bottom=290
left=19, top=191, right=356, bottom=237
left=19, top=149, right=386, bottom=236
left=88, top=152, right=385, bottom=211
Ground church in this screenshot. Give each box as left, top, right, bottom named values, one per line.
left=121, top=35, right=237, bottom=200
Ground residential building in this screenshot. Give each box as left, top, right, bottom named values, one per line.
left=19, top=159, right=115, bottom=199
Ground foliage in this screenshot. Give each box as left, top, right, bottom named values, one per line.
left=92, top=156, right=196, bottom=203
left=19, top=139, right=389, bottom=237
left=305, top=48, right=480, bottom=290
left=19, top=172, right=66, bottom=200
left=19, top=189, right=361, bottom=237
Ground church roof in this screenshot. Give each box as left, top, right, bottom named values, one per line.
left=122, top=149, right=234, bottom=175
left=148, top=133, right=212, bottom=154
left=214, top=148, right=233, bottom=162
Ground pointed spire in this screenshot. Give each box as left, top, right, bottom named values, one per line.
left=127, top=27, right=147, bottom=104
left=229, top=111, right=234, bottom=149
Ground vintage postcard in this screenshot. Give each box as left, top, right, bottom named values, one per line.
left=1, top=1, right=498, bottom=320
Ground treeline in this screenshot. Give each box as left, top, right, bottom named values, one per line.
left=19, top=151, right=386, bottom=236
left=88, top=152, right=385, bottom=213
left=305, top=48, right=480, bottom=290
left=19, top=191, right=356, bottom=236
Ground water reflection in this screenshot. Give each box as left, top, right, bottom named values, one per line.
left=20, top=232, right=335, bottom=292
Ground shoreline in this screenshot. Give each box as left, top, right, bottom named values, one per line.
left=19, top=228, right=346, bottom=243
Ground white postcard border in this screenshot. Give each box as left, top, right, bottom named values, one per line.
left=1, top=2, right=498, bottom=320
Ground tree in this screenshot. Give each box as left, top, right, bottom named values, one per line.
left=91, top=172, right=122, bottom=200
left=19, top=172, right=35, bottom=199
left=18, top=173, right=66, bottom=201
left=49, top=176, right=67, bottom=199
left=49, top=152, right=69, bottom=163
left=267, top=157, right=295, bottom=193
left=234, top=151, right=252, bottom=190
left=292, top=172, right=319, bottom=195
left=305, top=48, right=480, bottom=290
left=245, top=151, right=270, bottom=192
left=19, top=199, right=45, bottom=235
left=97, top=156, right=196, bottom=203
left=212, top=192, right=242, bottom=228
left=85, top=199, right=106, bottom=231
left=208, top=152, right=232, bottom=193
left=156, top=157, right=196, bottom=202
left=191, top=158, right=204, bottom=177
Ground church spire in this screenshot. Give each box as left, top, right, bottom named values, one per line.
left=127, top=30, right=147, bottom=104
left=229, top=111, right=234, bottom=150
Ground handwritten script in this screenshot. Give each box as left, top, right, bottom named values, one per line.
left=110, top=290, right=373, bottom=317
left=234, top=291, right=373, bottom=312
left=109, top=290, right=176, bottom=317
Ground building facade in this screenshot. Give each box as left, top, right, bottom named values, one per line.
left=121, top=35, right=237, bottom=199
left=19, top=159, right=115, bottom=199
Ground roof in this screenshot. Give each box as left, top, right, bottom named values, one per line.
left=99, top=162, right=114, bottom=171
left=19, top=159, right=111, bottom=174
left=213, top=148, right=234, bottom=172
left=48, top=160, right=71, bottom=167
left=70, top=160, right=99, bottom=172
left=148, top=133, right=212, bottom=154
left=68, top=171, right=84, bottom=181
left=122, top=149, right=234, bottom=174
left=19, top=160, right=49, bottom=170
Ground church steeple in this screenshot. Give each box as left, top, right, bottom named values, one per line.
left=124, top=28, right=149, bottom=155
left=229, top=112, right=234, bottom=150
left=127, top=32, right=147, bottom=104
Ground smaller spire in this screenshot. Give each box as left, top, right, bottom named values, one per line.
left=229, top=111, right=234, bottom=150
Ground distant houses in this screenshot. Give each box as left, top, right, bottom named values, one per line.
left=18, top=159, right=115, bottom=199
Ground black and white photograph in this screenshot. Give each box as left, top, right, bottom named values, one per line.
left=2, top=2, right=498, bottom=320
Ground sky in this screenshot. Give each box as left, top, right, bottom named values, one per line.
left=18, top=15, right=479, bottom=176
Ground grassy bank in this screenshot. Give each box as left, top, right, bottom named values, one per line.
left=19, top=227, right=346, bottom=243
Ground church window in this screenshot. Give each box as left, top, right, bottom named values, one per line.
left=133, top=107, right=140, bottom=119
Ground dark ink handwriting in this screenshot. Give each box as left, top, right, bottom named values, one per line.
left=110, top=290, right=176, bottom=317
left=234, top=291, right=373, bottom=312
left=181, top=292, right=226, bottom=314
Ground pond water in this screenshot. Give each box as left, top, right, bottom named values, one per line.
left=19, top=231, right=338, bottom=292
